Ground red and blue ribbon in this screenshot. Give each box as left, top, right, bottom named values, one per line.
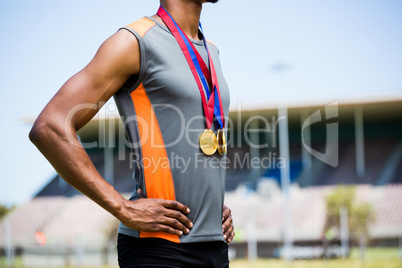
left=157, top=6, right=225, bottom=129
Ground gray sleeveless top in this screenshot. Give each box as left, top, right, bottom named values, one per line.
left=114, top=16, right=230, bottom=243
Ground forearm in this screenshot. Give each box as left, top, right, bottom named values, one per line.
left=29, top=120, right=193, bottom=235
left=29, top=120, right=126, bottom=221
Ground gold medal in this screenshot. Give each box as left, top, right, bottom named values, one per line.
left=217, top=129, right=227, bottom=155
left=199, top=129, right=217, bottom=155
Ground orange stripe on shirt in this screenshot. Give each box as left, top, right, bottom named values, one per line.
left=130, top=83, right=179, bottom=243
left=126, top=17, right=156, bottom=38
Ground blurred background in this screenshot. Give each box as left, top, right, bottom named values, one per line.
left=1, top=0, right=402, bottom=267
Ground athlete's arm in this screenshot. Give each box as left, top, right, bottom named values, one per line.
left=29, top=29, right=193, bottom=236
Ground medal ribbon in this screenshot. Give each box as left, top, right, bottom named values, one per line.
left=157, top=6, right=225, bottom=129
left=198, top=23, right=225, bottom=129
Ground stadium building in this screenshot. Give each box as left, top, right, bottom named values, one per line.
left=1, top=96, right=402, bottom=265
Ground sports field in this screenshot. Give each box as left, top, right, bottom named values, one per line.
left=230, top=258, right=399, bottom=268
left=0, top=247, right=400, bottom=268
left=230, top=247, right=401, bottom=268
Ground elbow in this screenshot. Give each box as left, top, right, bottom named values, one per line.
left=29, top=120, right=49, bottom=146
left=29, top=118, right=77, bottom=147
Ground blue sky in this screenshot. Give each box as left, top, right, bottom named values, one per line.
left=1, top=0, right=402, bottom=206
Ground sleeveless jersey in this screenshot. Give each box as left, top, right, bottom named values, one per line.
left=114, top=16, right=230, bottom=243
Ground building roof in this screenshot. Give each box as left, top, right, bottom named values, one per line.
left=22, top=94, right=402, bottom=140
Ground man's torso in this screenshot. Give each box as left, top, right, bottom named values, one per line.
left=114, top=16, right=230, bottom=243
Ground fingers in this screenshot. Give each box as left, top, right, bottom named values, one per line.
left=223, top=215, right=235, bottom=243
left=222, top=205, right=235, bottom=243
left=226, top=227, right=235, bottom=244
left=150, top=223, right=185, bottom=236
left=222, top=204, right=231, bottom=222
left=125, top=198, right=193, bottom=236
left=164, top=207, right=193, bottom=230
left=223, top=224, right=233, bottom=242
left=163, top=200, right=191, bottom=215
left=162, top=216, right=191, bottom=235
left=222, top=213, right=232, bottom=234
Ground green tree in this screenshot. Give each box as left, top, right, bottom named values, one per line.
left=325, top=185, right=356, bottom=233
left=0, top=204, right=14, bottom=220
left=324, top=185, right=375, bottom=248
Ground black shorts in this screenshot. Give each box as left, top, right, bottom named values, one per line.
left=117, top=233, right=229, bottom=268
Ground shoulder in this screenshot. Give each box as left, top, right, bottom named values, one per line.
left=124, top=17, right=157, bottom=38
left=206, top=39, right=218, bottom=49
left=101, top=29, right=139, bottom=64
left=206, top=39, right=220, bottom=54
left=91, top=23, right=144, bottom=77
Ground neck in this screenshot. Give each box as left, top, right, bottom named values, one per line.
left=158, top=0, right=203, bottom=40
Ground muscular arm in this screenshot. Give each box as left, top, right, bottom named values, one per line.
left=29, top=29, right=192, bottom=236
